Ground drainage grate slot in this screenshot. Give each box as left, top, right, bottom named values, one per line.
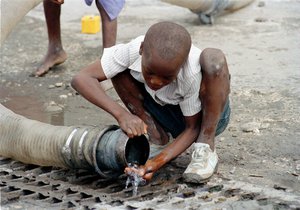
left=68, top=201, right=77, bottom=208
left=0, top=171, right=9, bottom=176
left=4, top=186, right=21, bottom=192
left=51, top=197, right=62, bottom=204
left=66, top=188, right=78, bottom=195
left=0, top=157, right=12, bottom=164
left=37, top=193, right=50, bottom=200
left=40, top=166, right=53, bottom=174
left=36, top=181, right=50, bottom=187
left=49, top=169, right=70, bottom=181
left=109, top=199, right=124, bottom=206
left=95, top=197, right=102, bottom=203
left=80, top=192, right=93, bottom=199
left=239, top=192, right=260, bottom=201
left=22, top=189, right=35, bottom=196
left=223, top=188, right=241, bottom=197
left=52, top=184, right=61, bottom=190
left=0, top=182, right=7, bottom=187
left=11, top=174, right=22, bottom=179
left=10, top=162, right=26, bottom=170
left=24, top=164, right=40, bottom=171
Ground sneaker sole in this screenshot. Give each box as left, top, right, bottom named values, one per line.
left=183, top=163, right=219, bottom=184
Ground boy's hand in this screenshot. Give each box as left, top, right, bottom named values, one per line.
left=124, top=163, right=155, bottom=181
left=50, top=0, right=64, bottom=4
left=118, top=112, right=147, bottom=138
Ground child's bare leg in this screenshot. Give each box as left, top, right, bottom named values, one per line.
left=197, top=48, right=230, bottom=150
left=96, top=1, right=117, bottom=48
left=111, top=70, right=169, bottom=145
left=34, top=0, right=67, bottom=77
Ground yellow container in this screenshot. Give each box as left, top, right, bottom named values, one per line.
left=81, top=15, right=100, bottom=34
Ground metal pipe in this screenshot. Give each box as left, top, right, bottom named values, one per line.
left=0, top=104, right=149, bottom=178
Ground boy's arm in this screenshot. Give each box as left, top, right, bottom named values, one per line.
left=50, top=0, right=64, bottom=4
left=71, top=60, right=147, bottom=137
left=125, top=112, right=201, bottom=181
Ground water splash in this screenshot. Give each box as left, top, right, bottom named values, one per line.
left=125, top=163, right=146, bottom=196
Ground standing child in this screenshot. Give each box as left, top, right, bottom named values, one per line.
left=33, top=0, right=125, bottom=77
left=71, top=21, right=231, bottom=183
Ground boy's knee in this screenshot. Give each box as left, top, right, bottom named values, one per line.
left=200, top=48, right=227, bottom=75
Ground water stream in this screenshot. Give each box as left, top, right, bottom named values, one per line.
left=125, top=163, right=146, bottom=196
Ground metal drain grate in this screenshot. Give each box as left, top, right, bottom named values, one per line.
left=1, top=157, right=300, bottom=209
left=0, top=157, right=182, bottom=209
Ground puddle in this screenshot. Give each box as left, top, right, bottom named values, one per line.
left=0, top=88, right=64, bottom=126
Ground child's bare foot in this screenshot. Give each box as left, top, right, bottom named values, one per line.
left=32, top=49, right=67, bottom=77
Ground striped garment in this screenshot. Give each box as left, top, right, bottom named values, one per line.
left=101, top=35, right=202, bottom=117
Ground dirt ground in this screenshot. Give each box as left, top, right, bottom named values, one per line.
left=1, top=0, right=300, bottom=209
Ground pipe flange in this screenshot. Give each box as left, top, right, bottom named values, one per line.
left=91, top=125, right=120, bottom=179
left=62, top=128, right=78, bottom=168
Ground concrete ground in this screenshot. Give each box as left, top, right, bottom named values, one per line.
left=1, top=0, right=300, bottom=209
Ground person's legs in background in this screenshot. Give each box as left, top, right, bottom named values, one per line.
left=95, top=0, right=117, bottom=48
left=35, top=0, right=120, bottom=77
left=34, top=0, right=67, bottom=77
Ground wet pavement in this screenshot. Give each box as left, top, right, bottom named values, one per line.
left=1, top=0, right=300, bottom=209
left=0, top=86, right=64, bottom=126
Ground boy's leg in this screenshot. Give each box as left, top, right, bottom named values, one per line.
left=183, top=48, right=230, bottom=183
left=95, top=1, right=117, bottom=48
left=34, top=0, right=67, bottom=77
left=197, top=48, right=230, bottom=149
left=111, top=70, right=169, bottom=145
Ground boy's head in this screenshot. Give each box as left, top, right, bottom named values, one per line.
left=140, top=21, right=191, bottom=91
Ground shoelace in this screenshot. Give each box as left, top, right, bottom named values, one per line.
left=191, top=145, right=209, bottom=167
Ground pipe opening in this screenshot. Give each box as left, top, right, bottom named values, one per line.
left=125, top=135, right=149, bottom=166
left=94, top=127, right=150, bottom=178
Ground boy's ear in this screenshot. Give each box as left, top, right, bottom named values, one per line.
left=139, top=42, right=144, bottom=55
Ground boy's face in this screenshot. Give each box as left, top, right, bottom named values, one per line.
left=140, top=43, right=183, bottom=91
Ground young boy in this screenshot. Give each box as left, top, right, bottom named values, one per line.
left=71, top=21, right=231, bottom=183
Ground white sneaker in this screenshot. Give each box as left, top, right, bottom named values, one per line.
left=183, top=143, right=218, bottom=183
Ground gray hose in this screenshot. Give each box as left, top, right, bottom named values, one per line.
left=1, top=0, right=43, bottom=46
left=0, top=104, right=149, bottom=178
left=161, top=0, right=254, bottom=24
